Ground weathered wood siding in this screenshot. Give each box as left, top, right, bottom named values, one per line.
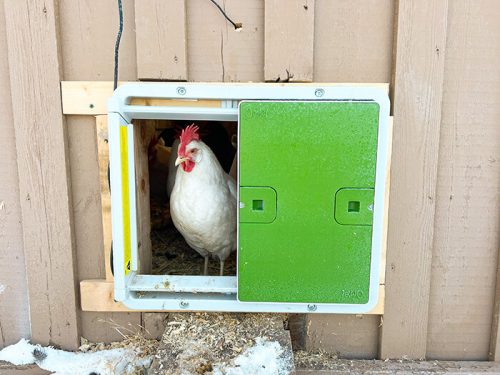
left=58, top=0, right=143, bottom=343
left=0, top=0, right=31, bottom=348
left=427, top=0, right=500, bottom=360
left=305, top=0, right=395, bottom=358
left=380, top=0, right=449, bottom=359
left=1, top=0, right=499, bottom=361
left=4, top=0, right=80, bottom=349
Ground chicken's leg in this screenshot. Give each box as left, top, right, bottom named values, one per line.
left=219, top=260, right=224, bottom=276
left=204, top=256, right=209, bottom=275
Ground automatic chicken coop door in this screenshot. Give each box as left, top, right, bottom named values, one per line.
left=108, top=83, right=390, bottom=313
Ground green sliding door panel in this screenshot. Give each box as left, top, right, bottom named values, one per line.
left=238, top=101, right=380, bottom=304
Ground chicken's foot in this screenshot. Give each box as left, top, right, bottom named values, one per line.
left=219, top=260, right=224, bottom=276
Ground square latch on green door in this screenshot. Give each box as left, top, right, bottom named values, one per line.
left=240, top=187, right=277, bottom=224
left=238, top=100, right=386, bottom=308
left=335, top=188, right=375, bottom=226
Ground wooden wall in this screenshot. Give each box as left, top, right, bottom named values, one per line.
left=1, top=0, right=499, bottom=361
left=427, top=0, right=500, bottom=360
left=58, top=0, right=143, bottom=343
left=0, top=0, right=30, bottom=347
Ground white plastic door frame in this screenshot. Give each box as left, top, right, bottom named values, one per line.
left=108, top=83, right=390, bottom=313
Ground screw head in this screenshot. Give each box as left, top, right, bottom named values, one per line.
left=179, top=301, right=189, bottom=309
left=177, top=87, right=186, bottom=95
left=307, top=304, right=317, bottom=312
left=314, top=88, right=324, bottom=97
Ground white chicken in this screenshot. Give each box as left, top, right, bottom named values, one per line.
left=169, top=124, right=237, bottom=275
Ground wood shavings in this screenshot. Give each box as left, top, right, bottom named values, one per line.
left=293, top=349, right=339, bottom=370
left=150, top=196, right=236, bottom=276
left=150, top=312, right=294, bottom=374
left=79, top=320, right=160, bottom=360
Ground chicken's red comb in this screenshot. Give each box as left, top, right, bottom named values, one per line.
left=178, top=124, right=200, bottom=156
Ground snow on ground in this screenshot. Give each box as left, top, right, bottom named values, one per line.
left=213, top=338, right=293, bottom=375
left=0, top=339, right=152, bottom=375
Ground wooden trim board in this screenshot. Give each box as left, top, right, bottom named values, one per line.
left=0, top=362, right=50, bottom=375
left=2, top=360, right=500, bottom=375
left=95, top=115, right=114, bottom=281
left=294, top=360, right=500, bottom=374
left=61, top=81, right=223, bottom=115
left=61, top=81, right=389, bottom=115
left=80, top=280, right=131, bottom=313
left=80, top=279, right=385, bottom=315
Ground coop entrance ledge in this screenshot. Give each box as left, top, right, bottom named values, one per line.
left=129, top=274, right=236, bottom=293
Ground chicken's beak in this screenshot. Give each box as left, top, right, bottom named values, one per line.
left=175, top=156, right=187, bottom=166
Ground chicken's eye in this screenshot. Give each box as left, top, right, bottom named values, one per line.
left=189, top=148, right=198, bottom=155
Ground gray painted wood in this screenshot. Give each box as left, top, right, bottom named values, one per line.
left=4, top=0, right=79, bottom=349
left=381, top=0, right=449, bottom=359
left=0, top=0, right=30, bottom=349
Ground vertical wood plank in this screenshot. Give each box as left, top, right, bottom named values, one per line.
left=143, top=313, right=168, bottom=340
left=58, top=0, right=138, bottom=81
left=313, top=0, right=394, bottom=83
left=58, top=0, right=143, bottom=343
left=134, top=120, right=155, bottom=274
left=306, top=1, right=394, bottom=357
left=424, top=0, right=500, bottom=361
left=95, top=115, right=114, bottom=281
left=0, top=0, right=31, bottom=348
left=307, top=315, right=379, bottom=358
left=264, top=0, right=314, bottom=82
left=3, top=0, right=80, bottom=349
left=186, top=0, right=264, bottom=82
left=135, top=0, right=187, bottom=80
left=492, top=254, right=500, bottom=360
left=380, top=0, right=449, bottom=359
